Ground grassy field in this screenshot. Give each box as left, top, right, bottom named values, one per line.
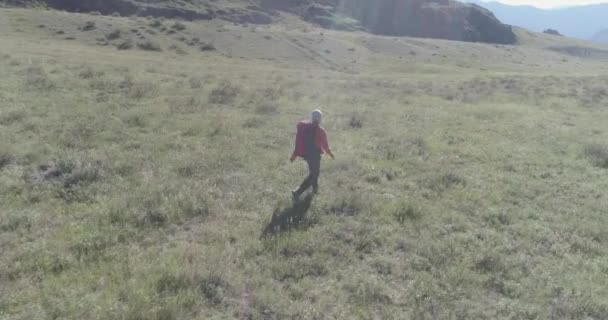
left=2, top=7, right=608, bottom=320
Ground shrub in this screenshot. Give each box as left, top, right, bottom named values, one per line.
left=111, top=12, right=121, bottom=17
left=0, top=152, right=13, bottom=170
left=62, top=166, right=101, bottom=189
left=208, top=82, right=240, bottom=105
left=199, top=275, right=228, bottom=305
left=394, top=201, right=422, bottom=223
left=349, top=115, right=363, bottom=129
left=137, top=40, right=162, bottom=51
left=116, top=39, right=133, bottom=50
left=106, top=29, right=121, bottom=40
left=81, top=21, right=96, bottom=31
left=149, top=19, right=163, bottom=28
left=78, top=66, right=95, bottom=79
left=156, top=273, right=191, bottom=294
left=171, top=21, right=186, bottom=31
left=169, top=44, right=187, bottom=55
left=0, top=110, right=26, bottom=125
left=329, top=196, right=363, bottom=216
left=189, top=77, right=202, bottom=89
left=584, top=144, right=608, bottom=168
left=199, top=42, right=216, bottom=52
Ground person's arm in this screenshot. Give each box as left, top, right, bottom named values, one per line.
left=291, top=123, right=301, bottom=162
left=321, top=130, right=335, bottom=159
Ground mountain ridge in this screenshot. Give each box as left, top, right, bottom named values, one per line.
left=3, top=0, right=518, bottom=44
left=468, top=0, right=608, bottom=40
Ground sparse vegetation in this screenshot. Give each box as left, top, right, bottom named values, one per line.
left=584, top=144, right=608, bottom=168
left=2, top=6, right=608, bottom=320
left=171, top=21, right=186, bottom=31
left=137, top=40, right=162, bottom=51
left=199, top=42, right=216, bottom=51
left=208, top=81, right=240, bottom=104
left=106, top=29, right=121, bottom=40
left=116, top=39, right=133, bottom=50
left=81, top=20, right=96, bottom=31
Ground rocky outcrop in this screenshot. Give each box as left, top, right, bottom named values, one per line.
left=261, top=0, right=517, bottom=44
left=7, top=0, right=516, bottom=44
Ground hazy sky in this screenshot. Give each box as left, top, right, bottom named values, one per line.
left=482, top=0, right=607, bottom=8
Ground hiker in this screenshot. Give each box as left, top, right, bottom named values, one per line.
left=290, top=109, right=335, bottom=200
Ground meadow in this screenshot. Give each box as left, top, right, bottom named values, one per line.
left=1, top=7, right=608, bottom=319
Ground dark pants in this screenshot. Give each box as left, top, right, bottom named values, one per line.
left=295, top=154, right=321, bottom=196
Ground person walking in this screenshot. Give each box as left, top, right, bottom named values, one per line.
left=290, top=109, right=334, bottom=201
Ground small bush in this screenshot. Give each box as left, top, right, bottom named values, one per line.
left=394, top=202, right=422, bottom=223
left=200, top=42, right=216, bottom=52
left=116, top=39, right=133, bottom=50
left=106, top=29, right=121, bottom=40
left=81, top=21, right=96, bottom=31
left=137, top=40, right=162, bottom=51
left=0, top=110, right=26, bottom=125
left=111, top=12, right=121, bottom=17
left=78, top=66, right=95, bottom=79
left=149, top=19, right=163, bottom=28
left=189, top=77, right=202, bottom=89
left=169, top=44, right=187, bottom=55
left=584, top=144, right=608, bottom=168
left=349, top=115, right=363, bottom=129
left=0, top=215, right=31, bottom=233
left=141, top=201, right=167, bottom=227
left=0, top=152, right=14, bottom=170
left=329, top=196, right=363, bottom=216
left=171, top=21, right=186, bottom=31
left=157, top=273, right=191, bottom=294
left=63, top=166, right=101, bottom=189
left=208, top=82, right=240, bottom=105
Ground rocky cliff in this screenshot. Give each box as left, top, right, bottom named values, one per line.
left=5, top=0, right=517, bottom=44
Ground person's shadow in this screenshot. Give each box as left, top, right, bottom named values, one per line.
left=262, top=193, right=315, bottom=237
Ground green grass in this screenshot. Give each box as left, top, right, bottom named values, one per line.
left=2, top=7, right=608, bottom=320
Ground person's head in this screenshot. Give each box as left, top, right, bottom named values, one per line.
left=311, top=109, right=323, bottom=125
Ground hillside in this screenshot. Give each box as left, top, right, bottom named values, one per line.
left=2, top=6, right=608, bottom=320
left=5, top=0, right=518, bottom=44
left=468, top=0, right=608, bottom=40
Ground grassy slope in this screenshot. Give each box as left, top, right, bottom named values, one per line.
left=2, top=8, right=608, bottom=320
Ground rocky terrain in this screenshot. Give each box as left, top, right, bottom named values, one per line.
left=3, top=0, right=517, bottom=44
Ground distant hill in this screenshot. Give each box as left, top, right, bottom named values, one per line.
left=593, top=29, right=608, bottom=43
left=467, top=0, right=608, bottom=40
left=5, top=0, right=518, bottom=44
